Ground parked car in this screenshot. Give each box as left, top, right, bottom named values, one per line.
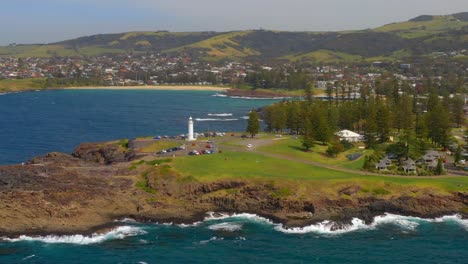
left=157, top=150, right=167, bottom=154
left=154, top=136, right=162, bottom=140
left=247, top=144, right=252, bottom=148
left=189, top=150, right=199, bottom=155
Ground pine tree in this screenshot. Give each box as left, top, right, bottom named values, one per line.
left=302, top=130, right=315, bottom=151
left=246, top=109, right=260, bottom=138
left=451, top=95, right=465, bottom=128
left=376, top=102, right=391, bottom=143
left=435, top=159, right=445, bottom=175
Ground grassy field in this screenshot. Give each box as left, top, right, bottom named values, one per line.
left=257, top=138, right=370, bottom=167
left=0, top=78, right=47, bottom=92
left=171, top=31, right=260, bottom=60
left=374, top=15, right=468, bottom=38
left=171, top=149, right=468, bottom=194
left=137, top=140, right=181, bottom=153
left=0, top=44, right=129, bottom=58
left=282, top=50, right=363, bottom=63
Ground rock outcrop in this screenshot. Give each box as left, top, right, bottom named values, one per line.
left=0, top=141, right=466, bottom=237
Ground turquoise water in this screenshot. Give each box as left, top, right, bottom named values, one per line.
left=0, top=90, right=467, bottom=263
left=1, top=214, right=467, bottom=264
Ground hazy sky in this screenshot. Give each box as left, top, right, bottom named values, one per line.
left=1, top=0, right=467, bottom=45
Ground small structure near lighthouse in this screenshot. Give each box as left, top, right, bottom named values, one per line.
left=187, top=116, right=195, bottom=141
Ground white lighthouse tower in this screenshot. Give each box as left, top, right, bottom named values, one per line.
left=187, top=117, right=195, bottom=141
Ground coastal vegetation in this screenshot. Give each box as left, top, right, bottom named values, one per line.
left=0, top=78, right=47, bottom=92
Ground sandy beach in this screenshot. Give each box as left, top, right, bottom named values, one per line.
left=63, top=85, right=229, bottom=91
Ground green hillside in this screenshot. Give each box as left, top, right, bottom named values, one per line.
left=375, top=13, right=468, bottom=38
left=168, top=31, right=261, bottom=61
left=0, top=12, right=466, bottom=62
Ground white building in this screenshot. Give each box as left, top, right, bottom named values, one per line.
left=335, top=130, right=363, bottom=142
left=187, top=117, right=195, bottom=141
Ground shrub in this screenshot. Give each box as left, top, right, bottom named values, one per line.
left=327, top=141, right=345, bottom=157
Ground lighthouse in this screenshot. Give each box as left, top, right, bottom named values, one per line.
left=187, top=117, right=195, bottom=141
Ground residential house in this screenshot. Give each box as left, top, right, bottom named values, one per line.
left=376, top=157, right=392, bottom=171
left=335, top=130, right=363, bottom=143
left=402, top=158, right=416, bottom=173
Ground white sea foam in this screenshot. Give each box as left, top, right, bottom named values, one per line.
left=177, top=221, right=203, bottom=228
left=195, top=118, right=238, bottom=122
left=115, top=218, right=137, bottom=223
left=207, top=113, right=233, bottom=117
left=208, top=222, right=243, bottom=232
left=228, top=96, right=290, bottom=100
left=204, top=212, right=274, bottom=225
left=4, top=226, right=146, bottom=245
left=198, top=236, right=224, bottom=245
left=22, top=255, right=36, bottom=260
left=372, top=214, right=420, bottom=230
left=276, top=218, right=371, bottom=235
left=204, top=212, right=468, bottom=235
left=211, top=93, right=289, bottom=100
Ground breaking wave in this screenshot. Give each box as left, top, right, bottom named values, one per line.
left=195, top=118, right=239, bottom=122
left=202, top=212, right=468, bottom=235
left=3, top=226, right=146, bottom=245
left=228, top=96, right=290, bottom=100
left=208, top=222, right=243, bottom=232
left=212, top=93, right=227, bottom=97
left=211, top=93, right=289, bottom=100
left=207, top=113, right=233, bottom=117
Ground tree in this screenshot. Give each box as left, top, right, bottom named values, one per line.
left=327, top=141, right=345, bottom=157
left=451, top=95, right=465, bottom=128
left=246, top=109, right=260, bottom=138
left=376, top=102, right=391, bottom=143
left=426, top=97, right=451, bottom=147
left=435, top=159, right=445, bottom=175
left=304, top=82, right=314, bottom=103
left=454, top=147, right=462, bottom=165
left=301, top=130, right=315, bottom=151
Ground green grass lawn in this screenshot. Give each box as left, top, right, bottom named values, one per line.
left=172, top=150, right=363, bottom=181
left=0, top=78, right=47, bottom=92
left=137, top=140, right=181, bottom=153
left=257, top=138, right=370, bottom=167
left=171, top=150, right=468, bottom=193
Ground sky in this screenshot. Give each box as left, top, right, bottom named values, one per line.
left=1, top=0, right=467, bottom=45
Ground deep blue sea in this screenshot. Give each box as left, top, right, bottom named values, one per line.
left=0, top=90, right=467, bottom=264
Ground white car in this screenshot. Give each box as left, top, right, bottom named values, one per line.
left=247, top=144, right=252, bottom=148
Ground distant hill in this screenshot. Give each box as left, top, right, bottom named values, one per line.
left=1, top=12, right=466, bottom=62
left=375, top=13, right=468, bottom=38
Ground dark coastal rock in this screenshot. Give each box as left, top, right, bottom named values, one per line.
left=72, top=142, right=135, bottom=164
left=338, top=185, right=361, bottom=196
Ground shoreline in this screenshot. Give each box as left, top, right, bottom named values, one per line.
left=1, top=211, right=466, bottom=239
left=62, top=85, right=230, bottom=91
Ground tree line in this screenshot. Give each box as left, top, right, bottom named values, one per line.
left=260, top=91, right=464, bottom=158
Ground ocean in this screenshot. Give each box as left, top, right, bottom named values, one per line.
left=0, top=89, right=276, bottom=165
left=0, top=90, right=467, bottom=263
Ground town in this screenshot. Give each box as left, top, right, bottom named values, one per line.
left=0, top=50, right=466, bottom=94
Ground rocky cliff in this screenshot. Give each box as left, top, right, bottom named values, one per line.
left=0, top=142, right=466, bottom=237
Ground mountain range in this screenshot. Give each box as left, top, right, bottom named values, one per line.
left=1, top=12, right=467, bottom=62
